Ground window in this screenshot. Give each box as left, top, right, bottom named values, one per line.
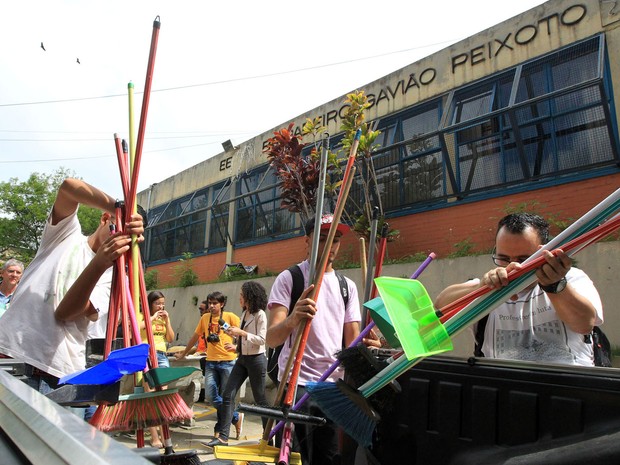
left=235, top=166, right=295, bottom=243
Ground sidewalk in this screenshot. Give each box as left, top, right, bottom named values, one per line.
left=114, top=400, right=269, bottom=464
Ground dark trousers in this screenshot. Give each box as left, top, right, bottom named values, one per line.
left=277, top=385, right=340, bottom=465
left=220, top=353, right=269, bottom=441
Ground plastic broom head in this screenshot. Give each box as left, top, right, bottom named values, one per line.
left=59, top=343, right=149, bottom=385
left=364, top=296, right=402, bottom=349
left=374, top=277, right=452, bottom=360
left=144, top=366, right=201, bottom=388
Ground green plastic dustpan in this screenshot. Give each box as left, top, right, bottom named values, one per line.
left=145, top=366, right=201, bottom=388
left=364, top=296, right=402, bottom=349
left=373, top=276, right=453, bottom=360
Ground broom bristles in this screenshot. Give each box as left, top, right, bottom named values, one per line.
left=90, top=391, right=193, bottom=432
left=306, top=380, right=379, bottom=448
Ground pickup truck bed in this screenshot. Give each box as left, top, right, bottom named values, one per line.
left=369, top=356, right=620, bottom=465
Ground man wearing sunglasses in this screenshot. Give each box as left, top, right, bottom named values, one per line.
left=435, top=212, right=603, bottom=366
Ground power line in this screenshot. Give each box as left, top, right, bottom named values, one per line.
left=0, top=133, right=255, bottom=142
left=0, top=39, right=457, bottom=108
left=0, top=141, right=225, bottom=164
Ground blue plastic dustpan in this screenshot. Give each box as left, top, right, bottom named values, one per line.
left=373, top=277, right=452, bottom=360
left=59, top=343, right=149, bottom=385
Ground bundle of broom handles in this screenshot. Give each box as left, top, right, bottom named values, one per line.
left=97, top=16, right=167, bottom=450
left=261, top=129, right=361, bottom=458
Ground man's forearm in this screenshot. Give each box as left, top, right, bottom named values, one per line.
left=53, top=178, right=116, bottom=224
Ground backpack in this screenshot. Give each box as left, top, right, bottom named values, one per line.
left=474, top=315, right=612, bottom=367
left=266, top=264, right=350, bottom=385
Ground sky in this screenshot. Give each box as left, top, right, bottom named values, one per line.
left=0, top=0, right=547, bottom=199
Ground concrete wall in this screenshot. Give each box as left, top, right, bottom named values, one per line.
left=162, top=241, right=620, bottom=361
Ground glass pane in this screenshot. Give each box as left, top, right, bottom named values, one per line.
left=236, top=208, right=253, bottom=242
left=403, top=152, right=444, bottom=203
left=402, top=104, right=440, bottom=140
left=189, top=222, right=206, bottom=252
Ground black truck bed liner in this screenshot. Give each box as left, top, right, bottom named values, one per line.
left=369, top=356, right=620, bottom=465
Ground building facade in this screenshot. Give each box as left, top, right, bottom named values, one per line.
left=138, top=0, right=620, bottom=286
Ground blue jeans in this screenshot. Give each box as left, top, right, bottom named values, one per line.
left=156, top=351, right=170, bottom=368
left=204, top=360, right=239, bottom=433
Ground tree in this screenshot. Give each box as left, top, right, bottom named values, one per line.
left=0, top=168, right=103, bottom=265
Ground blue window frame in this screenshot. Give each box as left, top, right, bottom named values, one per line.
left=235, top=166, right=296, bottom=244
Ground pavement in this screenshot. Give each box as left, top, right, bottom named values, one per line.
left=113, top=394, right=275, bottom=464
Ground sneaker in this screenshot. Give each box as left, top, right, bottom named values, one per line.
left=234, top=412, right=244, bottom=439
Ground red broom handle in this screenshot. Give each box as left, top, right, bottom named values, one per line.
left=438, top=214, right=620, bottom=322
left=113, top=134, right=130, bottom=202
left=284, top=165, right=357, bottom=407
left=126, top=16, right=160, bottom=216
left=277, top=130, right=362, bottom=411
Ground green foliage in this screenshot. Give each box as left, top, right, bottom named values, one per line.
left=264, top=119, right=343, bottom=226
left=447, top=238, right=477, bottom=258
left=144, top=269, right=159, bottom=290
left=173, top=252, right=199, bottom=287
left=78, top=205, right=105, bottom=236
left=385, top=252, right=430, bottom=264
left=0, top=167, right=82, bottom=264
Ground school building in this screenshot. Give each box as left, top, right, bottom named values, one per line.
left=137, top=0, right=620, bottom=286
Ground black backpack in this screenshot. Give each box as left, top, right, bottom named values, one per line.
left=474, top=315, right=612, bottom=367
left=266, top=264, right=349, bottom=385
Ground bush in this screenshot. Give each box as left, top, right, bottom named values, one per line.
left=173, top=252, right=199, bottom=288
left=144, top=269, right=159, bottom=290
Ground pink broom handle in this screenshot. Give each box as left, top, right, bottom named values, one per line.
left=270, top=252, right=436, bottom=439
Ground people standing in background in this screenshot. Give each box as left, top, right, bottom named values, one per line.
left=208, top=281, right=269, bottom=446
left=141, top=290, right=174, bottom=368
left=0, top=259, right=24, bottom=319
left=141, top=290, right=174, bottom=449
left=175, top=291, right=243, bottom=440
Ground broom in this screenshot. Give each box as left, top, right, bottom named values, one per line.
left=90, top=16, right=196, bottom=456
left=306, top=207, right=620, bottom=447
left=267, top=252, right=437, bottom=440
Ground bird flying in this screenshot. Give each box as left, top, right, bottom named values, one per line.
left=41, top=42, right=46, bottom=51
left=76, top=58, right=80, bottom=64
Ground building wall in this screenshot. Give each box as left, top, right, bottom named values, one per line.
left=140, top=0, right=620, bottom=287
left=152, top=173, right=620, bottom=286
left=138, top=0, right=612, bottom=210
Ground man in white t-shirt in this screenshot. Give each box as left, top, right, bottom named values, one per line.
left=435, top=212, right=603, bottom=366
left=0, top=178, right=143, bottom=392
left=266, top=213, right=361, bottom=465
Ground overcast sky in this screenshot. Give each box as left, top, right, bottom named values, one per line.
left=0, top=0, right=547, bottom=199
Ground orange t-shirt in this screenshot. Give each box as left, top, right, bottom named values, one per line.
left=194, top=311, right=240, bottom=361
